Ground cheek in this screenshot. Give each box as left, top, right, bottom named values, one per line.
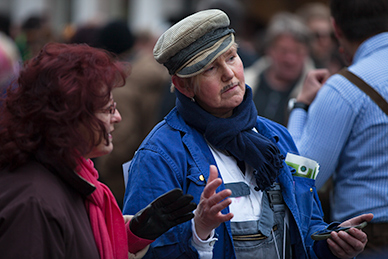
left=199, top=88, right=219, bottom=104
left=96, top=114, right=111, bottom=129
left=196, top=78, right=218, bottom=98
left=234, top=66, right=245, bottom=85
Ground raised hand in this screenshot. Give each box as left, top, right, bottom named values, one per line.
left=297, top=69, right=331, bottom=105
left=194, top=165, right=234, bottom=240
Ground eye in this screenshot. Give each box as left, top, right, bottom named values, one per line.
left=205, top=66, right=215, bottom=72
left=100, top=102, right=116, bottom=114
left=108, top=102, right=117, bottom=114
left=228, top=54, right=236, bottom=62
left=203, top=65, right=216, bottom=75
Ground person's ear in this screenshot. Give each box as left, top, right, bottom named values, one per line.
left=172, top=75, right=195, bottom=98
left=331, top=18, right=342, bottom=40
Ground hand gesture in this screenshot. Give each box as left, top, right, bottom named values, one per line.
left=129, top=188, right=197, bottom=240
left=194, top=165, right=234, bottom=240
left=327, top=213, right=373, bottom=259
left=297, top=69, right=331, bottom=105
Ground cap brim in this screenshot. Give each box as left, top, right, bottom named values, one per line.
left=176, top=34, right=235, bottom=78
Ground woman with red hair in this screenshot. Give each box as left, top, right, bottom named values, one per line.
left=0, top=42, right=196, bottom=259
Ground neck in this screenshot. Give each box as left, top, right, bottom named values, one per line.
left=265, top=68, right=296, bottom=92
left=334, top=22, right=365, bottom=65
left=339, top=38, right=363, bottom=65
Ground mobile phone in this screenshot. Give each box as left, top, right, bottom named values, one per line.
left=311, top=221, right=367, bottom=241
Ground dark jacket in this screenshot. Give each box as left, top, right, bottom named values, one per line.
left=0, top=160, right=100, bottom=259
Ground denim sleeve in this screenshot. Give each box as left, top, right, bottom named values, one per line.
left=122, top=146, right=200, bottom=258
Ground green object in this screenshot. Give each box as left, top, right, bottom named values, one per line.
left=286, top=161, right=318, bottom=179
left=285, top=153, right=320, bottom=180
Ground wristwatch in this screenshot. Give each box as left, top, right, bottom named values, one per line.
left=288, top=98, right=309, bottom=112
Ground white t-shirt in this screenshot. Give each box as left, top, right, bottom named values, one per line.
left=191, top=144, right=263, bottom=258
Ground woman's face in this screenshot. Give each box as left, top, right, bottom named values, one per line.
left=84, top=97, right=122, bottom=159
left=193, top=46, right=246, bottom=118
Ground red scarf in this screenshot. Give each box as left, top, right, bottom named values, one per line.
left=77, top=157, right=128, bottom=259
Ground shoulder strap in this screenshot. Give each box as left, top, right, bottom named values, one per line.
left=337, top=68, right=388, bottom=116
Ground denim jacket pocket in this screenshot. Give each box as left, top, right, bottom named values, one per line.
left=186, top=167, right=207, bottom=187
left=293, top=176, right=316, bottom=234
left=185, top=167, right=207, bottom=205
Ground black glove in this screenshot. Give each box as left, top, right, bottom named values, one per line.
left=129, top=188, right=197, bottom=240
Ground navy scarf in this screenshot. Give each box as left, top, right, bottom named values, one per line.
left=176, top=85, right=283, bottom=191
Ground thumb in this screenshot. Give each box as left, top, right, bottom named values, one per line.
left=340, top=213, right=374, bottom=227
left=358, top=213, right=374, bottom=223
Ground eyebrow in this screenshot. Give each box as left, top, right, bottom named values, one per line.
left=206, top=47, right=237, bottom=68
left=223, top=47, right=237, bottom=57
left=103, top=99, right=115, bottom=109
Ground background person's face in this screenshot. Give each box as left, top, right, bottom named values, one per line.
left=268, top=35, right=309, bottom=82
left=308, top=17, right=335, bottom=60
left=193, top=47, right=246, bottom=118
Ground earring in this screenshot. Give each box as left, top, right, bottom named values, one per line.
left=191, top=97, right=195, bottom=102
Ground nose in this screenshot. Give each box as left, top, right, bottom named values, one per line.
left=111, top=109, right=122, bottom=123
left=221, top=63, right=234, bottom=82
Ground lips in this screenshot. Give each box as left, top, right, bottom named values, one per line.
left=221, top=82, right=239, bottom=93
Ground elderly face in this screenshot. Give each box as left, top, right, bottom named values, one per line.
left=83, top=96, right=122, bottom=159
left=267, top=34, right=309, bottom=82
left=186, top=46, right=245, bottom=118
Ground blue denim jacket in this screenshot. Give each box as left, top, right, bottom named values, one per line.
left=123, top=108, right=336, bottom=259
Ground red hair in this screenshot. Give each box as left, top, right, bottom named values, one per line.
left=0, top=42, right=128, bottom=171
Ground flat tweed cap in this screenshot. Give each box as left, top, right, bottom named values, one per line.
left=153, top=9, right=235, bottom=77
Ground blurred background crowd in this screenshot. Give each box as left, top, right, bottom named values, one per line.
left=0, top=0, right=342, bottom=211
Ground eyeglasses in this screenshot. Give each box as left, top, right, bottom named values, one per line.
left=100, top=102, right=117, bottom=115
left=313, top=32, right=335, bottom=40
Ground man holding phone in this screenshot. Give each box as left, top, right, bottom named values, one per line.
left=288, top=0, right=388, bottom=257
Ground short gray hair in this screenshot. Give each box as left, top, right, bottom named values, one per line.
left=262, top=12, right=312, bottom=50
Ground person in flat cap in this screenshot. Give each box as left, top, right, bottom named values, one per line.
left=122, top=9, right=371, bottom=259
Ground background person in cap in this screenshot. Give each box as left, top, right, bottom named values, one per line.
left=122, top=9, right=371, bottom=259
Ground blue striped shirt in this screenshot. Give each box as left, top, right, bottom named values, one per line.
left=288, top=32, right=388, bottom=223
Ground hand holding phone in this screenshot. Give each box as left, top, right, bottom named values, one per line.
left=311, top=221, right=367, bottom=241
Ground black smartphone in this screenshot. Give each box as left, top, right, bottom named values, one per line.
left=311, top=221, right=367, bottom=241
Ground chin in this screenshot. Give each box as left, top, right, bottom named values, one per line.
left=87, top=145, right=113, bottom=159
left=102, top=146, right=114, bottom=156
left=235, top=93, right=245, bottom=104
